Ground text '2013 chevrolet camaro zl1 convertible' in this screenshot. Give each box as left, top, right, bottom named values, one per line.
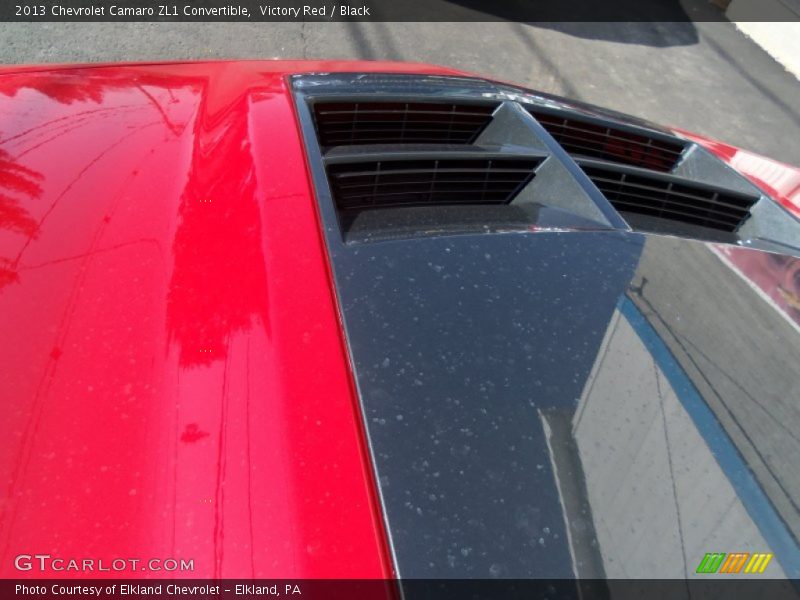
left=0, top=61, right=799, bottom=593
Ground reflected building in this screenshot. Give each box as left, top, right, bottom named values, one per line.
left=551, top=236, right=800, bottom=582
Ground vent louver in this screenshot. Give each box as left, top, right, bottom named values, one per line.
left=294, top=74, right=797, bottom=253
left=327, top=158, right=540, bottom=211
left=313, top=101, right=498, bottom=147
left=529, top=110, right=686, bottom=172
left=583, top=164, right=758, bottom=233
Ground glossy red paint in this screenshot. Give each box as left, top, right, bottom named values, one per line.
left=0, top=60, right=467, bottom=579
left=674, top=127, right=800, bottom=220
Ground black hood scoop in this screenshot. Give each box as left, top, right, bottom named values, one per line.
left=296, top=73, right=800, bottom=252
left=291, top=73, right=800, bottom=584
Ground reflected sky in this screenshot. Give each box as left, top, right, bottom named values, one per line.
left=165, top=81, right=270, bottom=368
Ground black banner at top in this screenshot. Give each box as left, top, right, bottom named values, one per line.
left=0, top=0, right=795, bottom=22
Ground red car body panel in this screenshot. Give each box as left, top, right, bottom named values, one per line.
left=1, top=59, right=799, bottom=581
left=0, top=60, right=468, bottom=579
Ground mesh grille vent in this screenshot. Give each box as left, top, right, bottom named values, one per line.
left=328, top=158, right=540, bottom=211
left=530, top=110, right=685, bottom=172
left=583, top=165, right=757, bottom=232
left=313, top=101, right=498, bottom=147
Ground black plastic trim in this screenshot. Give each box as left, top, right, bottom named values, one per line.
left=578, top=158, right=759, bottom=234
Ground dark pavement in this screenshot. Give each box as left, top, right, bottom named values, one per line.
left=1, top=20, right=799, bottom=163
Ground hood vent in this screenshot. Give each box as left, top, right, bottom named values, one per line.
left=313, top=101, right=498, bottom=147
left=294, top=74, right=799, bottom=257
left=582, top=164, right=758, bottom=233
left=529, top=109, right=686, bottom=172
left=327, top=157, right=540, bottom=212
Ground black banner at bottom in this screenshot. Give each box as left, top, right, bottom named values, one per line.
left=4, top=579, right=800, bottom=600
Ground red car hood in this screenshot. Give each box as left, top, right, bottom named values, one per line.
left=0, top=60, right=456, bottom=579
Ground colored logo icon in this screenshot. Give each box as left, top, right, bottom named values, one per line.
left=696, top=552, right=773, bottom=574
